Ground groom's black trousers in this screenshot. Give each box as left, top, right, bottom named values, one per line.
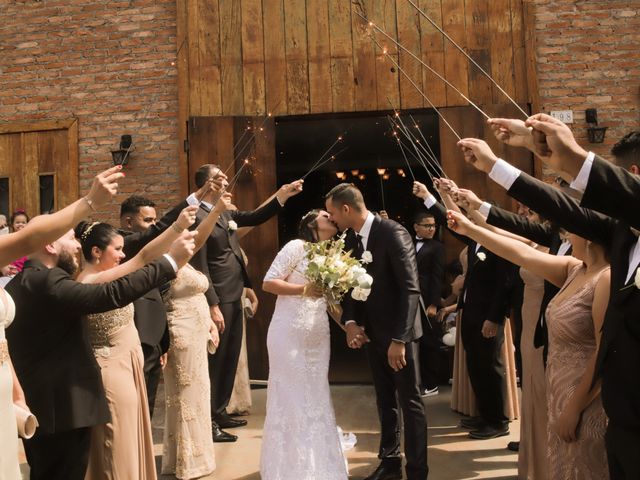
left=24, top=427, right=91, bottom=480
left=367, top=340, right=428, bottom=479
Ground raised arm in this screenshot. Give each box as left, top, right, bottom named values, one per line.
left=0, top=165, right=123, bottom=266
left=193, top=193, right=233, bottom=252
left=447, top=210, right=577, bottom=288
left=232, top=180, right=303, bottom=227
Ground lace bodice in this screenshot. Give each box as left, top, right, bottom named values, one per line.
left=164, top=265, right=209, bottom=312
left=264, top=239, right=308, bottom=286
left=86, top=303, right=135, bottom=348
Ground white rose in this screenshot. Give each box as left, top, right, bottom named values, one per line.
left=228, top=220, right=238, bottom=231
left=358, top=273, right=373, bottom=289
left=351, top=287, right=369, bottom=301
left=635, top=267, right=640, bottom=289
left=442, top=333, right=456, bottom=347
left=476, top=252, right=486, bottom=261
left=351, top=266, right=367, bottom=278
left=361, top=251, right=373, bottom=264
left=311, top=255, right=326, bottom=267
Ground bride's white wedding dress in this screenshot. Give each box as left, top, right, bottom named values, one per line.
left=260, top=239, right=348, bottom=480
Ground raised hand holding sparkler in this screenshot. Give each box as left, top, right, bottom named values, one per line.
left=488, top=118, right=536, bottom=151
left=275, top=179, right=304, bottom=205
left=457, top=138, right=500, bottom=174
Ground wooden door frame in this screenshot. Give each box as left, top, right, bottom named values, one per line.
left=0, top=118, right=79, bottom=213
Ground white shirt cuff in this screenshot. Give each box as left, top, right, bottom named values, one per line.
left=478, top=202, right=492, bottom=219
left=423, top=194, right=437, bottom=209
left=163, top=254, right=179, bottom=273
left=569, top=151, right=595, bottom=193
left=345, top=320, right=357, bottom=325
left=488, top=159, right=521, bottom=190
left=186, top=193, right=200, bottom=206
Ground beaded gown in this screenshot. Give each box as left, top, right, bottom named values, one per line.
left=85, top=304, right=157, bottom=480
left=161, top=265, right=215, bottom=479
left=545, top=264, right=609, bottom=479
left=260, top=240, right=348, bottom=480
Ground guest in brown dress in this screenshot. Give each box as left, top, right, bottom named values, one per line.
left=75, top=206, right=199, bottom=480
left=448, top=210, right=610, bottom=479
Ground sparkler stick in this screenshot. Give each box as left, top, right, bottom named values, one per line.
left=226, top=158, right=252, bottom=193
left=302, top=146, right=350, bottom=180
left=379, top=171, right=386, bottom=211
left=403, top=0, right=529, bottom=119
left=301, top=133, right=347, bottom=180
left=387, top=115, right=439, bottom=181
left=389, top=126, right=416, bottom=182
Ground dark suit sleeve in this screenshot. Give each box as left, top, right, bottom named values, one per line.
left=508, top=172, right=615, bottom=249
left=189, top=242, right=220, bottom=306
left=427, top=243, right=445, bottom=307
left=486, top=205, right=554, bottom=247
left=487, top=256, right=514, bottom=325
left=231, top=197, right=283, bottom=228
left=43, top=258, right=177, bottom=315
left=123, top=200, right=189, bottom=258
left=426, top=199, right=472, bottom=246
left=581, top=155, right=640, bottom=229
left=388, top=224, right=422, bottom=342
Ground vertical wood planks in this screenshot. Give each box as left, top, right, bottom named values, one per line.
left=374, top=0, right=400, bottom=110
left=306, top=0, right=332, bottom=113
left=198, top=0, right=223, bottom=116
left=441, top=0, right=469, bottom=107
left=351, top=0, right=378, bottom=111
left=283, top=0, right=310, bottom=114
left=488, top=0, right=515, bottom=105
left=464, top=0, right=493, bottom=107
left=219, top=0, right=244, bottom=114
left=328, top=0, right=355, bottom=112
left=262, top=0, right=287, bottom=116
left=241, top=0, right=266, bottom=115
left=396, top=0, right=424, bottom=108
left=418, top=0, right=446, bottom=108
left=510, top=0, right=528, bottom=104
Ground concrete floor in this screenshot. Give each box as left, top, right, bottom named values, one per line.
left=20, top=384, right=519, bottom=479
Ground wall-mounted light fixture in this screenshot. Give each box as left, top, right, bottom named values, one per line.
left=376, top=168, right=386, bottom=176
left=111, top=135, right=133, bottom=166
left=585, top=109, right=607, bottom=144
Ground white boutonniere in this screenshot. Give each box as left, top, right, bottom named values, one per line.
left=228, top=220, right=238, bottom=231
left=361, top=251, right=373, bottom=264
left=621, top=267, right=640, bottom=291
left=476, top=252, right=486, bottom=262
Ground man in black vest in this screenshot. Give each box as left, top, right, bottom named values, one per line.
left=188, top=164, right=303, bottom=442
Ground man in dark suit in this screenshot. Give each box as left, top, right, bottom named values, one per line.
left=188, top=163, right=303, bottom=442
left=460, top=122, right=640, bottom=479
left=413, top=211, right=445, bottom=396
left=413, top=182, right=513, bottom=440
left=5, top=229, right=194, bottom=480
left=326, top=183, right=427, bottom=480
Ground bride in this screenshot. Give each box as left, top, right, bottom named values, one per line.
left=260, top=209, right=348, bottom=480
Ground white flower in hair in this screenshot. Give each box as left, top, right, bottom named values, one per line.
left=228, top=220, right=238, bottom=231
left=361, top=251, right=373, bottom=264
left=476, top=252, right=486, bottom=262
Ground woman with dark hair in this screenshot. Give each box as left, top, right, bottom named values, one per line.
left=448, top=209, right=610, bottom=479
left=260, top=210, right=349, bottom=479
left=75, top=205, right=200, bottom=480
left=3, top=209, right=31, bottom=275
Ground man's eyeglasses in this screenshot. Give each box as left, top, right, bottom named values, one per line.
left=417, top=224, right=437, bottom=229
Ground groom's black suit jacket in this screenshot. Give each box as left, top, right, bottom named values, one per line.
left=486, top=205, right=572, bottom=354
left=190, top=197, right=282, bottom=305
left=415, top=237, right=445, bottom=308
left=342, top=214, right=422, bottom=348
left=498, top=161, right=640, bottom=427
left=5, top=258, right=177, bottom=434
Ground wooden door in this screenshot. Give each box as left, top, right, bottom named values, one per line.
left=188, top=116, right=278, bottom=381
left=0, top=119, right=79, bottom=219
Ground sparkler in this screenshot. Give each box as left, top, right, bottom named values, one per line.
left=301, top=133, right=348, bottom=180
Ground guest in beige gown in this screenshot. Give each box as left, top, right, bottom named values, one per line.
left=448, top=210, right=610, bottom=479
left=75, top=206, right=200, bottom=480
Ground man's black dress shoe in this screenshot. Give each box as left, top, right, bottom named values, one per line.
left=459, top=416, right=485, bottom=430
left=212, top=423, right=237, bottom=442
left=215, top=412, right=248, bottom=429
left=469, top=423, right=510, bottom=440
left=507, top=441, right=520, bottom=451
left=364, top=463, right=403, bottom=480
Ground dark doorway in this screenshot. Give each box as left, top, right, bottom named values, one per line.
left=275, top=109, right=441, bottom=383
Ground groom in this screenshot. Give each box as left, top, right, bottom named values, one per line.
left=325, top=183, right=428, bottom=480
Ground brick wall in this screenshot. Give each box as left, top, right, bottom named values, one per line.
left=534, top=0, right=640, bottom=164
left=0, top=0, right=180, bottom=219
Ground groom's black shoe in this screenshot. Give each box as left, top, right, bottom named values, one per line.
left=364, top=463, right=403, bottom=480
left=212, top=423, right=237, bottom=442
left=459, top=416, right=485, bottom=430
left=214, top=412, right=248, bottom=429
left=469, top=423, right=510, bottom=440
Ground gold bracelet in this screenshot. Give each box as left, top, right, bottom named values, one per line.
left=84, top=197, right=96, bottom=211
left=171, top=222, right=184, bottom=234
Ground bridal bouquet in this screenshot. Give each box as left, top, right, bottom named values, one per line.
left=304, top=233, right=373, bottom=304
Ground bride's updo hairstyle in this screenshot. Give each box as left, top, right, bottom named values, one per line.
left=74, top=221, right=119, bottom=262
left=298, top=209, right=321, bottom=243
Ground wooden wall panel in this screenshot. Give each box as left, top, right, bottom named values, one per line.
left=441, top=0, right=469, bottom=107
left=510, top=0, right=528, bottom=104
left=418, top=0, right=446, bottom=107
left=306, top=0, right=332, bottom=113
left=373, top=0, right=400, bottom=110
left=489, top=0, right=516, bottom=105
left=351, top=0, right=378, bottom=111
left=262, top=0, right=287, bottom=115
left=219, top=0, right=244, bottom=114
left=464, top=0, right=493, bottom=106
left=328, top=0, right=356, bottom=113
left=284, top=1, right=310, bottom=114
left=198, top=0, right=222, bottom=116
left=396, top=1, right=423, bottom=108
left=241, top=0, right=266, bottom=115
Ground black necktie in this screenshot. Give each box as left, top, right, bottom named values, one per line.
left=355, top=233, right=365, bottom=258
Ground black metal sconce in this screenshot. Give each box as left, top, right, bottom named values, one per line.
left=585, top=109, right=607, bottom=144
left=111, top=135, right=133, bottom=166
